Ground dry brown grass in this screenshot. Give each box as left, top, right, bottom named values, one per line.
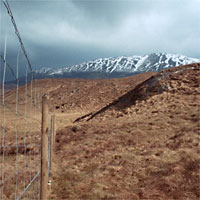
left=51, top=107, right=199, bottom=199
left=50, top=63, right=200, bottom=199
left=1, top=64, right=200, bottom=199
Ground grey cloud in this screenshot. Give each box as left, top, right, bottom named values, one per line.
left=0, top=0, right=199, bottom=72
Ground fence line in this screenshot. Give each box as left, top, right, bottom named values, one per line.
left=1, top=25, right=8, bottom=200
left=0, top=1, right=54, bottom=199
left=14, top=47, right=20, bottom=199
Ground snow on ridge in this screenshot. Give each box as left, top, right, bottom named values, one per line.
left=36, top=53, right=200, bottom=76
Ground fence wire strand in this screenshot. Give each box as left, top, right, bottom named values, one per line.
left=0, top=0, right=46, bottom=199
left=23, top=63, right=28, bottom=190
left=1, top=28, right=8, bottom=200
left=14, top=46, right=20, bottom=199
left=3, top=0, right=33, bottom=72
left=16, top=171, right=40, bottom=200
left=0, top=54, right=17, bottom=80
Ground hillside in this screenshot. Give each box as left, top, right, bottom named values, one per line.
left=1, top=72, right=155, bottom=138
left=47, top=72, right=155, bottom=113
left=1, top=63, right=199, bottom=199
left=1, top=70, right=156, bottom=199
left=0, top=83, right=16, bottom=94
left=3, top=72, right=154, bottom=112
left=75, top=63, right=200, bottom=122
left=50, top=63, right=200, bottom=199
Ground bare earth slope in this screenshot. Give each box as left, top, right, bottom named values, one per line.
left=51, top=63, right=200, bottom=199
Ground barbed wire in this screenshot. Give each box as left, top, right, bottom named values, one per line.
left=2, top=0, right=33, bottom=73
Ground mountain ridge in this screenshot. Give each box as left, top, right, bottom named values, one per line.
left=36, top=53, right=200, bottom=77
left=4, top=53, right=200, bottom=85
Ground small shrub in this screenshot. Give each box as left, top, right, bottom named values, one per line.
left=72, top=125, right=81, bottom=132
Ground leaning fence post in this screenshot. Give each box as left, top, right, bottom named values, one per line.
left=40, top=94, right=49, bottom=200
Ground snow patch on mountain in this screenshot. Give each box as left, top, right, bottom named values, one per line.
left=35, top=53, right=200, bottom=76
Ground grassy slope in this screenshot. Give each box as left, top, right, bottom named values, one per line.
left=51, top=64, right=200, bottom=199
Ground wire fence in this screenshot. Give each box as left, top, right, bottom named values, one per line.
left=0, top=1, right=53, bottom=199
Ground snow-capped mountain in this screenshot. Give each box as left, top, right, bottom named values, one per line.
left=35, top=53, right=200, bottom=79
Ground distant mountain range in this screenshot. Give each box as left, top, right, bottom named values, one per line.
left=5, top=53, right=200, bottom=84
left=34, top=53, right=200, bottom=78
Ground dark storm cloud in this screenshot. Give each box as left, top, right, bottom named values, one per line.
left=0, top=0, right=200, bottom=71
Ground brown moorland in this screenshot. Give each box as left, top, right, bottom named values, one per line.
left=1, top=63, right=199, bottom=199
left=51, top=63, right=200, bottom=199
left=0, top=71, right=154, bottom=198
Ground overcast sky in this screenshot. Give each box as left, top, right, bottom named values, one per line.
left=0, top=0, right=200, bottom=71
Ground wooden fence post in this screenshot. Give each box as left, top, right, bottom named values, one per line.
left=40, top=94, right=49, bottom=200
